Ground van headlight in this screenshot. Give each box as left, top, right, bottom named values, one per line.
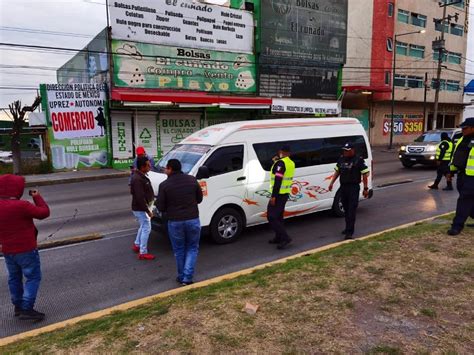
left=400, top=146, right=406, bottom=152
left=427, top=146, right=436, bottom=152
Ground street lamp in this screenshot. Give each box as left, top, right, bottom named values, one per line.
left=389, top=29, right=426, bottom=150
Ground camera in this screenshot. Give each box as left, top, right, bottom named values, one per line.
left=28, top=189, right=37, bottom=196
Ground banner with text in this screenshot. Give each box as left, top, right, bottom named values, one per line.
left=159, top=114, right=201, bottom=154
left=272, top=98, right=341, bottom=115
left=40, top=83, right=110, bottom=170
left=382, top=114, right=424, bottom=136
left=110, top=0, right=253, bottom=53
left=112, top=40, right=256, bottom=93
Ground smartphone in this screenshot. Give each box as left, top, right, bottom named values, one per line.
left=29, top=189, right=37, bottom=196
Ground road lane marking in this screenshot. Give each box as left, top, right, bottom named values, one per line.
left=0, top=211, right=454, bottom=346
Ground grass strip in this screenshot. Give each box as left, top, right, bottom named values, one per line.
left=1, top=217, right=473, bottom=354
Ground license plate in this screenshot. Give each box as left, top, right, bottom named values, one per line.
left=410, top=158, right=417, bottom=161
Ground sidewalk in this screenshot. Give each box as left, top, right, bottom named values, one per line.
left=25, top=168, right=129, bottom=187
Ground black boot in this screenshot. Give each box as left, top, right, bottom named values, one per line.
left=428, top=184, right=438, bottom=190
left=19, top=309, right=45, bottom=321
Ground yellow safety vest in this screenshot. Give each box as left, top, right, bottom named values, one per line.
left=270, top=156, right=295, bottom=194
left=450, top=137, right=474, bottom=176
left=435, top=140, right=453, bottom=161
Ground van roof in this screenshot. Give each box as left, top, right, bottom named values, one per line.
left=182, top=117, right=362, bottom=146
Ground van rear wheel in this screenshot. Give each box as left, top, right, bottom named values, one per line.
left=210, top=207, right=244, bottom=244
left=332, top=190, right=345, bottom=217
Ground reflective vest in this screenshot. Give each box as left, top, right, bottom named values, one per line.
left=450, top=137, right=474, bottom=176
left=270, top=156, right=295, bottom=194
left=436, top=140, right=453, bottom=161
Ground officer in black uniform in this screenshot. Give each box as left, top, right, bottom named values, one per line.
left=448, top=117, right=474, bottom=235
left=428, top=132, right=453, bottom=190
left=328, top=143, right=370, bottom=239
left=267, top=145, right=294, bottom=250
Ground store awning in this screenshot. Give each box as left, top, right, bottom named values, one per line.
left=465, top=80, right=474, bottom=94
left=111, top=88, right=272, bottom=108
left=342, top=85, right=392, bottom=93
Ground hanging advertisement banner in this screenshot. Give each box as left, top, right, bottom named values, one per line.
left=40, top=83, right=110, bottom=170
left=271, top=98, right=341, bottom=115
left=258, top=0, right=347, bottom=99
left=112, top=40, right=256, bottom=93
left=382, top=114, right=424, bottom=136
left=109, top=0, right=253, bottom=53
left=158, top=113, right=201, bottom=154
left=260, top=0, right=348, bottom=65
left=135, top=113, right=159, bottom=157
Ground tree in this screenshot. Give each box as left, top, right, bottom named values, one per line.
left=8, top=97, right=42, bottom=175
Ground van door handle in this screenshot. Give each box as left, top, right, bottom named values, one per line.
left=237, top=176, right=246, bottom=181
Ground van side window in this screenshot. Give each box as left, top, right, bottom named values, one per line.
left=253, top=136, right=368, bottom=171
left=204, top=145, right=244, bottom=177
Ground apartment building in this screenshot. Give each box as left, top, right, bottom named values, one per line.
left=343, top=0, right=469, bottom=145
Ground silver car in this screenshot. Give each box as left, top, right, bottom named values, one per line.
left=398, top=128, right=462, bottom=168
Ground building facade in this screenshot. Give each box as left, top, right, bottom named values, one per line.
left=48, top=0, right=349, bottom=170
left=343, top=0, right=469, bottom=146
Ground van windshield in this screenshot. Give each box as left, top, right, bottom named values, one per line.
left=414, top=132, right=443, bottom=142
left=156, top=144, right=211, bottom=174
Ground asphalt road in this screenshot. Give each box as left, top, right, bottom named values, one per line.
left=32, top=150, right=434, bottom=244
left=0, top=152, right=458, bottom=338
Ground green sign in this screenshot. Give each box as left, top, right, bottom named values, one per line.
left=112, top=40, right=256, bottom=93
left=40, top=83, right=111, bottom=170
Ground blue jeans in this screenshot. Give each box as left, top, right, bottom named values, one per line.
left=4, top=250, right=42, bottom=311
left=168, top=218, right=201, bottom=283
left=133, top=211, right=151, bottom=254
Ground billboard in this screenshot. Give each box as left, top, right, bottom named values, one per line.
left=260, top=0, right=347, bottom=65
left=112, top=40, right=256, bottom=93
left=382, top=114, right=424, bottom=136
left=258, top=0, right=347, bottom=99
left=109, top=0, right=254, bottom=53
left=40, top=83, right=110, bottom=170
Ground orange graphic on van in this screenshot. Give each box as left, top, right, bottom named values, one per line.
left=199, top=181, right=208, bottom=197
left=260, top=206, right=318, bottom=218
left=305, top=191, right=318, bottom=199
left=243, top=198, right=259, bottom=206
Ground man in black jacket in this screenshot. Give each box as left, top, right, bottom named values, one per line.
left=157, top=159, right=203, bottom=285
left=131, top=156, right=155, bottom=260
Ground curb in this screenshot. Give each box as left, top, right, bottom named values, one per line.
left=25, top=172, right=129, bottom=188
left=37, top=233, right=103, bottom=251
left=0, top=234, right=103, bottom=258
left=0, top=212, right=454, bottom=347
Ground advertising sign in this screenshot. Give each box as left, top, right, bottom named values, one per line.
left=112, top=40, right=256, bottom=93
left=259, top=65, right=339, bottom=100
left=109, top=0, right=254, bottom=53
left=260, top=0, right=348, bottom=65
left=382, top=114, right=424, bottom=136
left=40, top=83, right=110, bottom=170
left=272, top=98, right=341, bottom=115
left=159, top=114, right=201, bottom=154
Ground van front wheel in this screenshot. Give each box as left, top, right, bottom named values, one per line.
left=210, top=207, right=244, bottom=244
left=332, top=190, right=345, bottom=217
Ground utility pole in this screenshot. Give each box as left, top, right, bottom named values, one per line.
left=423, top=72, right=428, bottom=131
left=432, top=0, right=461, bottom=130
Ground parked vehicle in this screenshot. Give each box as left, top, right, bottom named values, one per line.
left=398, top=128, right=462, bottom=168
left=0, top=151, right=13, bottom=165
left=148, top=118, right=373, bottom=243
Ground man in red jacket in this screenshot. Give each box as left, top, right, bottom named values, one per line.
left=0, top=174, right=50, bottom=321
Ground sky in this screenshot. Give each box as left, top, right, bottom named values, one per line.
left=0, top=0, right=473, bottom=120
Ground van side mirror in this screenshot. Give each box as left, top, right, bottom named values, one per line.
left=196, top=166, right=210, bottom=180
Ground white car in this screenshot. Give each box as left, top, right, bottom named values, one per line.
left=0, top=151, right=13, bottom=165
left=149, top=118, right=373, bottom=244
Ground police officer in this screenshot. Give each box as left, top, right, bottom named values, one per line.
left=328, top=143, right=370, bottom=239
left=267, top=145, right=295, bottom=249
left=428, top=132, right=454, bottom=190
left=447, top=117, right=474, bottom=236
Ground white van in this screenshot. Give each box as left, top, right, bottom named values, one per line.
left=148, top=118, right=373, bottom=243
